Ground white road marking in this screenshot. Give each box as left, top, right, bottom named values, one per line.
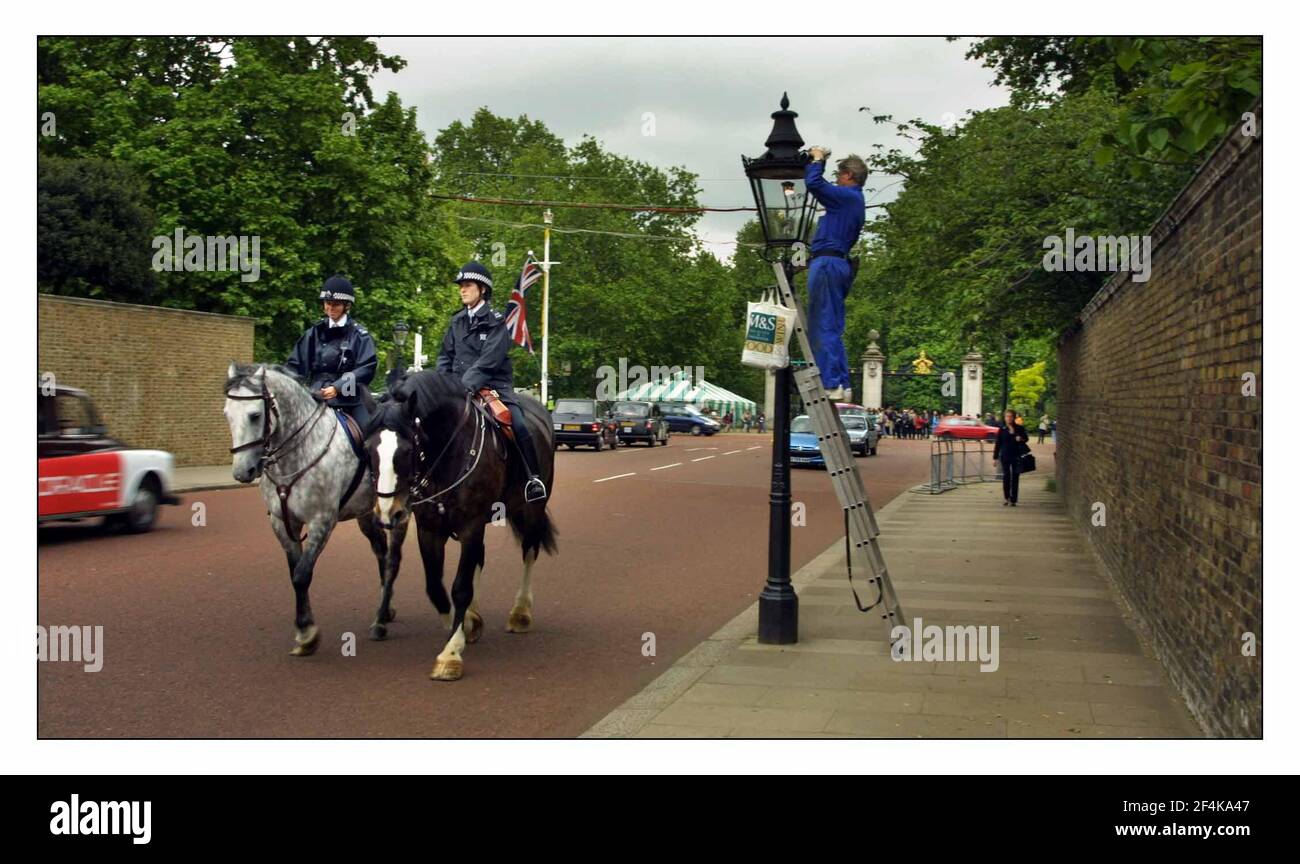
left=594, top=472, right=636, bottom=483
left=746, top=446, right=762, bottom=451
left=722, top=449, right=743, bottom=455
left=651, top=463, right=681, bottom=471
left=691, top=456, right=715, bottom=462
left=685, top=447, right=717, bottom=452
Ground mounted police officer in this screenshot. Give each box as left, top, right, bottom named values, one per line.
left=437, top=261, right=548, bottom=503
left=286, top=274, right=379, bottom=430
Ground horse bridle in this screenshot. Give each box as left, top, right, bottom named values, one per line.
left=226, top=375, right=337, bottom=540
left=380, top=395, right=486, bottom=512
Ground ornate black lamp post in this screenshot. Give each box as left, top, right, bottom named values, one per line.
left=743, top=93, right=819, bottom=644
left=388, top=320, right=410, bottom=389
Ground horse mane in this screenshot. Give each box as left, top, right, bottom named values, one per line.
left=224, top=362, right=309, bottom=395
left=364, top=369, right=465, bottom=439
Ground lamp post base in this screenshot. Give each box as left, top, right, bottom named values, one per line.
left=758, top=589, right=799, bottom=645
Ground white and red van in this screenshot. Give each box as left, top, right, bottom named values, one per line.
left=38, top=385, right=179, bottom=532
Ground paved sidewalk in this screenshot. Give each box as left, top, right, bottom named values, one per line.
left=583, top=474, right=1202, bottom=739
left=174, top=465, right=243, bottom=493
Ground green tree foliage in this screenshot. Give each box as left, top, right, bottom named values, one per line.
left=847, top=86, right=1203, bottom=412
left=431, top=109, right=759, bottom=403
left=38, top=156, right=157, bottom=302
left=1009, top=360, right=1048, bottom=418
left=851, top=38, right=1261, bottom=417
left=38, top=37, right=457, bottom=362
left=963, top=36, right=1262, bottom=167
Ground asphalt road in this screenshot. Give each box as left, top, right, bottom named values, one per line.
left=38, top=432, right=936, bottom=737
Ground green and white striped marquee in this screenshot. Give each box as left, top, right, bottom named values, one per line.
left=615, top=372, right=757, bottom=420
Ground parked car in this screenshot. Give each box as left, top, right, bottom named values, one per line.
left=551, top=398, right=618, bottom=451
left=841, top=413, right=879, bottom=457
left=788, top=415, right=826, bottom=468
left=935, top=416, right=999, bottom=441
left=658, top=402, right=721, bottom=436
left=611, top=400, right=670, bottom=446
left=38, top=385, right=180, bottom=532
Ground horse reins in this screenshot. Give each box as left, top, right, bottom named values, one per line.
left=227, top=375, right=337, bottom=541
left=401, top=395, right=488, bottom=510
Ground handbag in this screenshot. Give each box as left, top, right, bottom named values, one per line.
left=1020, top=447, right=1036, bottom=473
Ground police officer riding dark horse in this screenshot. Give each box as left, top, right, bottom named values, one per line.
left=285, top=274, right=379, bottom=434
left=439, top=261, right=548, bottom=503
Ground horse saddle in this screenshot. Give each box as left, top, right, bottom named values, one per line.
left=334, top=410, right=367, bottom=460
left=475, top=388, right=515, bottom=442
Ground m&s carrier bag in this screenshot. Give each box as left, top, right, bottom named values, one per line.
left=741, top=291, right=795, bottom=370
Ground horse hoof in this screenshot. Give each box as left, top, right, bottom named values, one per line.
left=382, top=606, right=397, bottom=624
left=465, top=610, right=484, bottom=644
left=369, top=623, right=388, bottom=641
left=290, top=625, right=320, bottom=656
left=506, top=608, right=532, bottom=633
left=430, top=657, right=463, bottom=681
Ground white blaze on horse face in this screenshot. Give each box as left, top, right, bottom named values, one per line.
left=376, top=430, right=399, bottom=522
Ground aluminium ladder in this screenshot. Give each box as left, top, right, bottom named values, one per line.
left=771, top=261, right=906, bottom=631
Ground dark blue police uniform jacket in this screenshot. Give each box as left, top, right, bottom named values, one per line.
left=436, top=304, right=514, bottom=394
left=286, top=318, right=378, bottom=425
left=435, top=303, right=542, bottom=467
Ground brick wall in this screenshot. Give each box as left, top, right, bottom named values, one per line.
left=1056, top=113, right=1262, bottom=737
left=38, top=295, right=255, bottom=466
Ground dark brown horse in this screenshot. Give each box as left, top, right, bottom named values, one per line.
left=365, top=370, right=557, bottom=680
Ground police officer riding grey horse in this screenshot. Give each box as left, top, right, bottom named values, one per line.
left=438, top=261, right=548, bottom=503
left=286, top=274, right=378, bottom=431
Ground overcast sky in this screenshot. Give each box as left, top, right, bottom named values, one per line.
left=372, top=37, right=1010, bottom=260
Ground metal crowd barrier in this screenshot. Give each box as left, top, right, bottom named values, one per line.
left=914, top=437, right=1001, bottom=494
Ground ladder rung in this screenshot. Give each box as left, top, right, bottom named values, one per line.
left=772, top=260, right=905, bottom=629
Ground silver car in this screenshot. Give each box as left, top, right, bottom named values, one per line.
left=841, top=413, right=879, bottom=457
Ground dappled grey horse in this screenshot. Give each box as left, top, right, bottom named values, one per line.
left=223, top=362, right=403, bottom=655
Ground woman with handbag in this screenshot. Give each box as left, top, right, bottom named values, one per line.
left=992, top=408, right=1030, bottom=507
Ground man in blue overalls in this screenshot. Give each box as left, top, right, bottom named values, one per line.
left=804, top=148, right=867, bottom=402
left=437, top=261, right=548, bottom=503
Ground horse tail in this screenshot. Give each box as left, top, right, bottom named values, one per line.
left=512, top=507, right=558, bottom=559
left=534, top=511, right=558, bottom=557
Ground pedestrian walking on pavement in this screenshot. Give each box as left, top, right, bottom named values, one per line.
left=1038, top=414, right=1049, bottom=444
left=993, top=408, right=1030, bottom=506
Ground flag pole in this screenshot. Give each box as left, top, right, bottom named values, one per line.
left=540, top=208, right=553, bottom=408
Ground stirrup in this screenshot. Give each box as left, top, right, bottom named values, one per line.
left=524, top=476, right=548, bottom=502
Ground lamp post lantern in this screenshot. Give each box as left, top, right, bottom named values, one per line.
left=743, top=93, right=818, bottom=645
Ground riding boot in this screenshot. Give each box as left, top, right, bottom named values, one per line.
left=506, top=411, right=548, bottom=502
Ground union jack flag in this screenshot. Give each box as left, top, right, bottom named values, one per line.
left=504, top=256, right=541, bottom=354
